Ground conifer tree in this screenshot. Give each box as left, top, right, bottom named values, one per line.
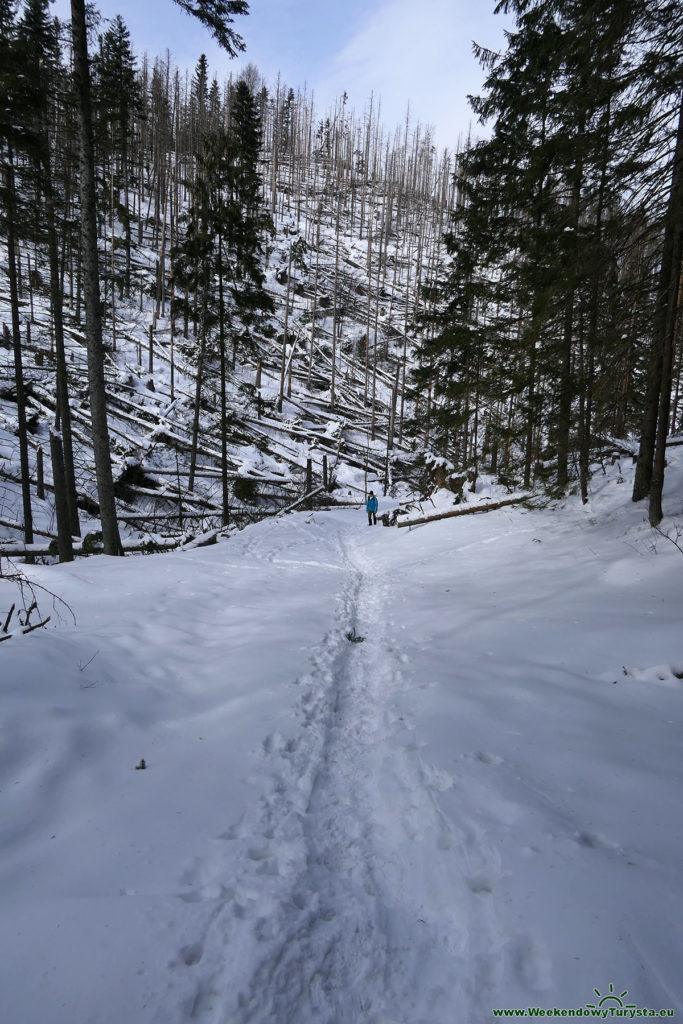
left=191, top=54, right=210, bottom=152
left=417, top=0, right=678, bottom=500
left=173, top=76, right=272, bottom=520
left=172, top=0, right=247, bottom=56
left=93, top=14, right=140, bottom=295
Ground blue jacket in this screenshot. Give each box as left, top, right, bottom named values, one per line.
left=366, top=495, right=378, bottom=512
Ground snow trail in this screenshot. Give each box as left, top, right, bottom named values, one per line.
left=160, top=519, right=504, bottom=1024
left=4, top=463, right=683, bottom=1023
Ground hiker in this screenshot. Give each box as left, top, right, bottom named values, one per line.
left=366, top=490, right=378, bottom=525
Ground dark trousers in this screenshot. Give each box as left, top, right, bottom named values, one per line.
left=367, top=510, right=377, bottom=525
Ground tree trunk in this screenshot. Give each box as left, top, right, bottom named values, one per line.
left=218, top=217, right=229, bottom=528
left=557, top=115, right=585, bottom=489
left=70, top=0, right=123, bottom=555
left=43, top=162, right=81, bottom=537
left=188, top=290, right=208, bottom=493
left=3, top=153, right=34, bottom=550
left=331, top=193, right=341, bottom=411
left=649, top=93, right=683, bottom=525
left=523, top=322, right=538, bottom=491
left=278, top=244, right=293, bottom=412
left=50, top=431, right=75, bottom=563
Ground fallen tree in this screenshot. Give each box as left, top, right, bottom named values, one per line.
left=396, top=495, right=532, bottom=529
left=0, top=529, right=220, bottom=560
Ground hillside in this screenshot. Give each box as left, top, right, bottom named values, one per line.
left=1, top=446, right=682, bottom=1021
left=1, top=78, right=455, bottom=557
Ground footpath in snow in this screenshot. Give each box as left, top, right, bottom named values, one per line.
left=1, top=459, right=682, bottom=1023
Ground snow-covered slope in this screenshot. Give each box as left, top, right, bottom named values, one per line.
left=1, top=452, right=682, bottom=1022
left=0, top=141, right=440, bottom=551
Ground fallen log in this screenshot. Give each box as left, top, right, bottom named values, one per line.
left=0, top=537, right=178, bottom=558
left=0, top=531, right=225, bottom=559
left=0, top=517, right=57, bottom=540
left=396, top=495, right=533, bottom=528
left=278, top=485, right=326, bottom=516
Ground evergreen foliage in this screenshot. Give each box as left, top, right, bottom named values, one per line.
left=416, top=0, right=683, bottom=513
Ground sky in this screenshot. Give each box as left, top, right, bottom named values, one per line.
left=51, top=0, right=514, bottom=151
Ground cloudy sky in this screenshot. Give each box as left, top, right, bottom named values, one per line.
left=51, top=0, right=513, bottom=151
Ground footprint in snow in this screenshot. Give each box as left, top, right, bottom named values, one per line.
left=179, top=943, right=203, bottom=967
left=467, top=867, right=499, bottom=894
left=512, top=932, right=553, bottom=992
left=474, top=750, right=503, bottom=766
left=188, top=987, right=222, bottom=1021
left=576, top=830, right=620, bottom=852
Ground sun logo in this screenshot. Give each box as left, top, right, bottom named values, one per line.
left=585, top=983, right=636, bottom=1010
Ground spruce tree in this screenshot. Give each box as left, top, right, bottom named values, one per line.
left=172, top=77, right=272, bottom=520
left=172, top=0, right=247, bottom=56
left=418, top=0, right=676, bottom=499
left=93, top=14, right=140, bottom=296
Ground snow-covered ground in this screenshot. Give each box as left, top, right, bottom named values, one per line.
left=1, top=453, right=682, bottom=1023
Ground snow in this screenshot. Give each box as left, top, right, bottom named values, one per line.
left=0, top=163, right=423, bottom=552
left=1, top=453, right=682, bottom=1022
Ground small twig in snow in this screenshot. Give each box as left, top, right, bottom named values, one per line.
left=2, top=603, right=15, bottom=633
left=78, top=650, right=100, bottom=672
left=652, top=523, right=683, bottom=557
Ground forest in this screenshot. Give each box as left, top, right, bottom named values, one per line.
left=0, top=0, right=681, bottom=563
left=1, top=3, right=682, bottom=1018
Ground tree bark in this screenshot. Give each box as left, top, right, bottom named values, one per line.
left=188, top=292, right=208, bottom=493
left=557, top=113, right=585, bottom=489
left=71, top=0, right=123, bottom=555
left=50, top=431, right=75, bottom=563
left=649, top=93, right=683, bottom=525
left=3, top=152, right=34, bottom=550
left=43, top=164, right=81, bottom=537
left=217, top=216, right=229, bottom=528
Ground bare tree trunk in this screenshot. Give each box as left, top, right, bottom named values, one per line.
left=557, top=115, right=585, bottom=489
left=3, top=153, right=34, bottom=550
left=648, top=93, right=683, bottom=525
left=523, top=323, right=538, bottom=491
left=364, top=222, right=372, bottom=405
left=71, top=0, right=122, bottom=555
left=308, top=212, right=321, bottom=389
left=188, top=292, right=208, bottom=493
left=50, top=431, right=74, bottom=563
left=670, top=270, right=683, bottom=432
left=169, top=152, right=177, bottom=400
left=110, top=144, right=116, bottom=351
left=331, top=192, right=341, bottom=410
left=217, top=218, right=229, bottom=528
left=634, top=93, right=683, bottom=506
left=43, top=161, right=81, bottom=537
left=278, top=244, right=293, bottom=411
